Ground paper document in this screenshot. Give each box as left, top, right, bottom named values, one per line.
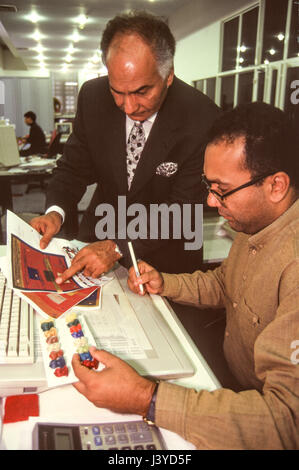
left=4, top=211, right=112, bottom=318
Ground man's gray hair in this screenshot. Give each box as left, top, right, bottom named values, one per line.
left=101, top=11, right=176, bottom=79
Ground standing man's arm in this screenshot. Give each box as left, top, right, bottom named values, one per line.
left=30, top=81, right=99, bottom=247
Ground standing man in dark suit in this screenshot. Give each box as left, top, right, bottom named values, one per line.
left=31, top=11, right=220, bottom=281
left=20, top=111, right=46, bottom=156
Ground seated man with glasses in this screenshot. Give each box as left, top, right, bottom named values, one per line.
left=71, top=102, right=299, bottom=449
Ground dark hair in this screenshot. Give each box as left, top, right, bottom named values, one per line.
left=24, top=111, right=36, bottom=122
left=206, top=102, right=299, bottom=190
left=101, top=10, right=176, bottom=78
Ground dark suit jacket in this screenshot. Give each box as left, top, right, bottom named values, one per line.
left=46, top=76, right=220, bottom=273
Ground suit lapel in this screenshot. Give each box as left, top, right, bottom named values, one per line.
left=128, top=80, right=181, bottom=198
left=96, top=76, right=183, bottom=198
left=101, top=102, right=128, bottom=195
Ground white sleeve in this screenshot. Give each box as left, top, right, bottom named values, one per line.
left=45, top=205, right=65, bottom=223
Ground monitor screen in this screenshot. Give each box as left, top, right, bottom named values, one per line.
left=55, top=122, right=72, bottom=136
left=0, top=125, right=21, bottom=168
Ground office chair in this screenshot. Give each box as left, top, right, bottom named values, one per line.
left=42, top=130, right=63, bottom=158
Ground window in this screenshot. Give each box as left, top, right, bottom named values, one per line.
left=262, top=0, right=289, bottom=64
left=221, top=75, right=235, bottom=111
left=239, top=7, right=259, bottom=68
left=238, top=71, right=254, bottom=105
left=288, top=0, right=299, bottom=58
left=52, top=80, right=78, bottom=115
left=270, top=69, right=278, bottom=105
left=206, top=77, right=216, bottom=102
left=257, top=69, right=265, bottom=101
left=222, top=17, right=239, bottom=72
left=194, top=80, right=204, bottom=92
left=222, top=6, right=259, bottom=72
left=193, top=0, right=299, bottom=123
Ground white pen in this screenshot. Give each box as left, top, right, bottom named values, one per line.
left=128, top=241, right=144, bottom=294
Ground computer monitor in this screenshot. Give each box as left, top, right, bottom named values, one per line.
left=55, top=121, right=73, bottom=137
left=0, top=125, right=21, bottom=168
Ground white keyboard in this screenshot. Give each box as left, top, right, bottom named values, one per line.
left=0, top=272, right=34, bottom=364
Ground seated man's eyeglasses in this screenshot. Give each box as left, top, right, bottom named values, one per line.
left=201, top=173, right=274, bottom=202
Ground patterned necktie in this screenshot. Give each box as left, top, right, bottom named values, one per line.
left=126, top=122, right=146, bottom=189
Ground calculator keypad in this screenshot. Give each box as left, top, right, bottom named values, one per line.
left=79, top=420, right=165, bottom=450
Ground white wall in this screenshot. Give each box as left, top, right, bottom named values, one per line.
left=174, top=21, right=221, bottom=85
left=1, top=77, right=54, bottom=136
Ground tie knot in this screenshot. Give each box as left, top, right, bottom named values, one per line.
left=134, top=121, right=144, bottom=129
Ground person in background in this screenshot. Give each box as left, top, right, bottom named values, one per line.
left=30, top=10, right=220, bottom=280
left=20, top=111, right=46, bottom=156
left=71, top=103, right=299, bottom=450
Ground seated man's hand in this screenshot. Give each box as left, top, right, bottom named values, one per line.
left=72, top=347, right=156, bottom=415
left=128, top=260, right=164, bottom=295
left=30, top=211, right=63, bottom=249
left=56, top=240, right=121, bottom=284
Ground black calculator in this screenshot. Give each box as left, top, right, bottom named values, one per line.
left=32, top=420, right=167, bottom=450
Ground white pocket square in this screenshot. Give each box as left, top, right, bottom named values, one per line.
left=156, top=162, right=178, bottom=177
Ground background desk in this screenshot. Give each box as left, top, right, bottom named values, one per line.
left=0, top=158, right=56, bottom=214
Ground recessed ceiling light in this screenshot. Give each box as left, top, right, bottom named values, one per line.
left=67, top=44, right=75, bottom=53
left=76, top=14, right=88, bottom=29
left=71, top=30, right=81, bottom=42
left=32, top=30, right=41, bottom=41
left=91, top=53, right=100, bottom=64
left=33, top=44, right=44, bottom=53
left=27, top=11, right=42, bottom=23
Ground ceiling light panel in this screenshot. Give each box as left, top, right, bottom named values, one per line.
left=0, top=0, right=193, bottom=71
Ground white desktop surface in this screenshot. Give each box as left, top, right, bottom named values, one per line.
left=0, top=234, right=224, bottom=451
left=1, top=295, right=220, bottom=450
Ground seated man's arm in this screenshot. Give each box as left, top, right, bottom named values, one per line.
left=128, top=259, right=228, bottom=309
left=73, top=264, right=299, bottom=449
left=155, top=263, right=299, bottom=449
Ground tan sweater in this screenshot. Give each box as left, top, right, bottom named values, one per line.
left=155, top=199, right=299, bottom=449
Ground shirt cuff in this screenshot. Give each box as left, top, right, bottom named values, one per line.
left=155, top=381, right=189, bottom=437
left=46, top=205, right=65, bottom=224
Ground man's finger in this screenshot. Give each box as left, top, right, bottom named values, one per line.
left=40, top=232, right=54, bottom=250
left=72, top=353, right=96, bottom=382
left=89, top=347, right=116, bottom=366
left=56, top=260, right=85, bottom=284
left=136, top=270, right=156, bottom=285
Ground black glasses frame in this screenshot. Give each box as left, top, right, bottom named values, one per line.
left=201, top=173, right=274, bottom=202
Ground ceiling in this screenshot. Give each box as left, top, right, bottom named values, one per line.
left=0, top=0, right=195, bottom=73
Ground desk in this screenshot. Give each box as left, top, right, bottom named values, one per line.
left=0, top=217, right=233, bottom=450
left=0, top=158, right=56, bottom=213
left=0, top=268, right=221, bottom=450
